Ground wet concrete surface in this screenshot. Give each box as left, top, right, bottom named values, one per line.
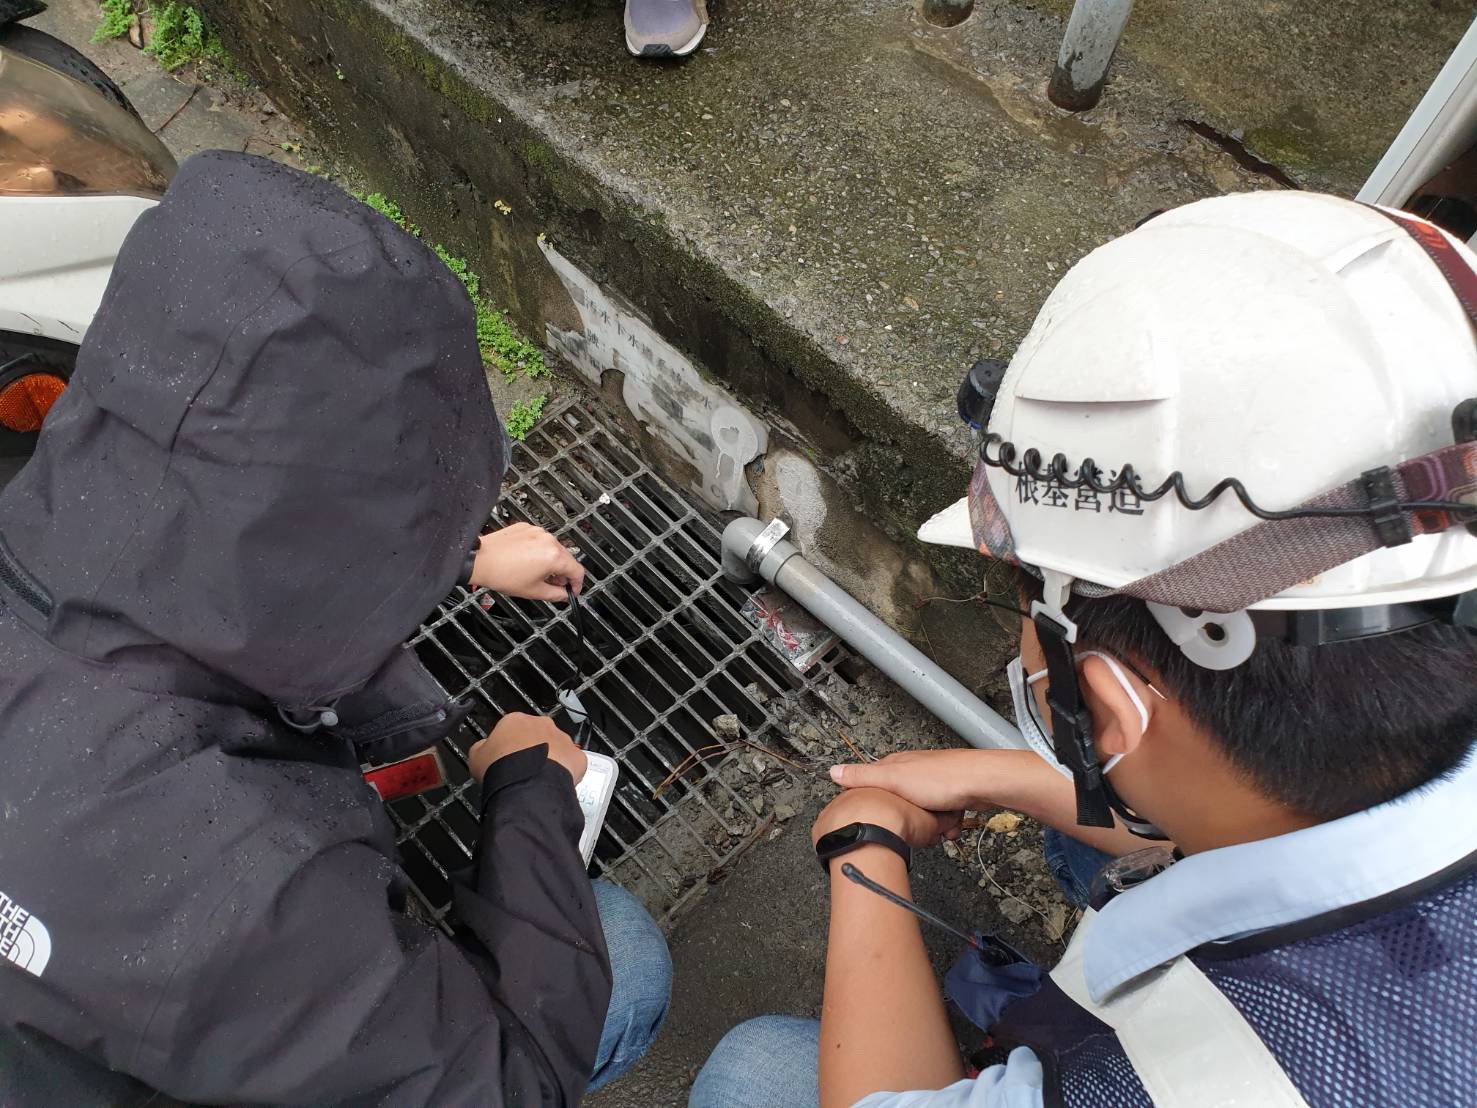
left=363, top=0, right=1284, bottom=451
left=1034, top=0, right=1476, bottom=192
left=440, top=0, right=1463, bottom=450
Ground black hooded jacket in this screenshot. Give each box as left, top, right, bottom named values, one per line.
left=0, top=152, right=611, bottom=1105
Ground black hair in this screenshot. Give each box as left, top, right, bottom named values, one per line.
left=1016, top=570, right=1477, bottom=821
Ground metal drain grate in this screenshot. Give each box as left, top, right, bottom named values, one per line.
left=389, top=398, right=843, bottom=926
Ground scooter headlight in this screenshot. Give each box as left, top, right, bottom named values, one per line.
left=0, top=45, right=175, bottom=198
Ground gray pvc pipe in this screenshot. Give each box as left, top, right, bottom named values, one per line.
left=721, top=517, right=1025, bottom=751
left=1048, top=0, right=1135, bottom=111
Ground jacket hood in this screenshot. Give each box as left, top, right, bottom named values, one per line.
left=0, top=151, right=505, bottom=709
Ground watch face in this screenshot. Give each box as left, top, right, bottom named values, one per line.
left=816, top=822, right=865, bottom=856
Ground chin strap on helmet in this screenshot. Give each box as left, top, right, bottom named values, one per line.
left=1034, top=607, right=1113, bottom=829
left=1033, top=571, right=1169, bottom=840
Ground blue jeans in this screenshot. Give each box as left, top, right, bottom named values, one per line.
left=689, top=1015, right=820, bottom=1108
left=1041, top=828, right=1114, bottom=908
left=590, top=880, right=673, bottom=1091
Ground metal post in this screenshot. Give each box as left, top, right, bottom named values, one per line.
left=1048, top=0, right=1135, bottom=112
left=722, top=517, right=1027, bottom=751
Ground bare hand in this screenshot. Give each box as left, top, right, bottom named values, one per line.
left=811, top=787, right=961, bottom=850
left=829, top=748, right=1005, bottom=813
left=469, top=523, right=585, bottom=602
left=469, top=712, right=587, bottom=785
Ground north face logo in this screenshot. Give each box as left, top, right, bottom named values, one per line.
left=0, top=889, right=50, bottom=978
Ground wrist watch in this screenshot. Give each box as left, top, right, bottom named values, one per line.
left=814, top=821, right=911, bottom=873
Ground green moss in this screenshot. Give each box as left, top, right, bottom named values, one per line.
left=505, top=394, right=547, bottom=441
left=364, top=12, right=499, bottom=128
left=523, top=138, right=557, bottom=178
left=1243, top=123, right=1322, bottom=177
left=93, top=0, right=137, bottom=42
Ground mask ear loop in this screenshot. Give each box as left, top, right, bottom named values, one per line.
left=1080, top=650, right=1169, bottom=839
left=1078, top=651, right=1154, bottom=732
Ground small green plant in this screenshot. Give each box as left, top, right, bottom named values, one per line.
left=433, top=245, right=480, bottom=299
left=505, top=395, right=547, bottom=441
left=361, top=192, right=405, bottom=226
left=94, top=2, right=231, bottom=71
left=145, top=2, right=225, bottom=70
left=477, top=305, right=547, bottom=383
left=93, top=0, right=137, bottom=42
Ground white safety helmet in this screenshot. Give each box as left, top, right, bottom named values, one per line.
left=921, top=191, right=1477, bottom=672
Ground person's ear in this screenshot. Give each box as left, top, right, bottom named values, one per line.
left=1080, top=654, right=1154, bottom=759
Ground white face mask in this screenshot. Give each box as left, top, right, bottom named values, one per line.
left=1006, top=651, right=1154, bottom=777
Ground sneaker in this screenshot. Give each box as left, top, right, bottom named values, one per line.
left=624, top=0, right=709, bottom=58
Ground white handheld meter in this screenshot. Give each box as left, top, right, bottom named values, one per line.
left=576, top=751, right=618, bottom=866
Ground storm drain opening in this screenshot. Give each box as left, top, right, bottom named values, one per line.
left=391, top=398, right=848, bottom=927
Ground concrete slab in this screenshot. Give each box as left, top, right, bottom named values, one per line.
left=113, top=68, right=198, bottom=132
left=26, top=0, right=307, bottom=162
left=152, top=80, right=254, bottom=157
left=1036, top=0, right=1477, bottom=192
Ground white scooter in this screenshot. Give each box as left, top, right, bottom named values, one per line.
left=0, top=1, right=175, bottom=486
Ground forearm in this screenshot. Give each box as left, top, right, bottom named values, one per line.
left=819, top=845, right=965, bottom=1108
left=969, top=750, right=1148, bottom=856
left=452, top=747, right=611, bottom=1090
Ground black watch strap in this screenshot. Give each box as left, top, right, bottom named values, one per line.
left=815, top=821, right=912, bottom=873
